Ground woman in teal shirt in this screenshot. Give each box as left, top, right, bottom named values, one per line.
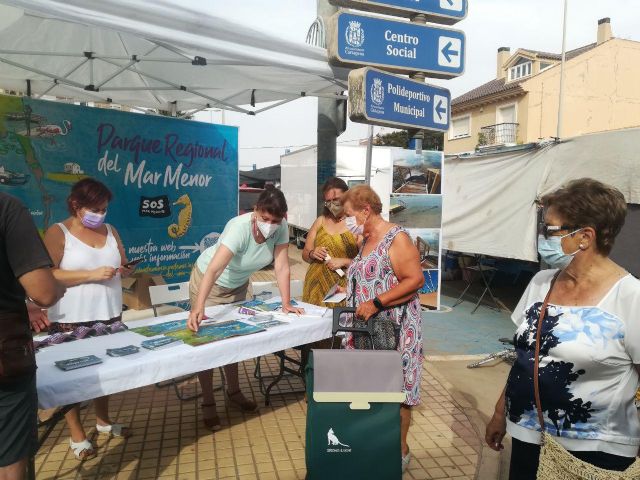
left=187, top=186, right=303, bottom=430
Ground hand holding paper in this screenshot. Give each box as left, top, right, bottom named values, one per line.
left=324, top=254, right=345, bottom=277
left=322, top=282, right=347, bottom=304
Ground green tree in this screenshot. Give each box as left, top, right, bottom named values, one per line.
left=373, top=130, right=443, bottom=151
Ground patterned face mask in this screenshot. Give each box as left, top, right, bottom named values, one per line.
left=325, top=200, right=343, bottom=218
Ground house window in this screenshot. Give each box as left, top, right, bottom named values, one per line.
left=449, top=115, right=471, bottom=140
left=509, top=61, right=532, bottom=81
left=540, top=61, right=553, bottom=72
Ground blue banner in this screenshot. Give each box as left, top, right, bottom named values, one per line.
left=357, top=67, right=450, bottom=131
left=332, top=12, right=465, bottom=78
left=0, top=95, right=238, bottom=282
left=329, top=0, right=467, bottom=24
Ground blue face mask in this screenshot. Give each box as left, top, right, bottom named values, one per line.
left=537, top=230, right=581, bottom=268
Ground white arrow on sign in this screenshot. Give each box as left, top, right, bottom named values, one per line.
left=433, top=95, right=448, bottom=125
left=438, top=36, right=462, bottom=69
left=440, top=0, right=463, bottom=12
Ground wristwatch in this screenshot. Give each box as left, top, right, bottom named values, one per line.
left=373, top=297, right=384, bottom=310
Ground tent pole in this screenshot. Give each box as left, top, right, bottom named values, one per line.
left=557, top=0, right=568, bottom=139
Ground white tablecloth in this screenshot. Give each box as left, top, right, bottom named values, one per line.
left=35, top=302, right=332, bottom=409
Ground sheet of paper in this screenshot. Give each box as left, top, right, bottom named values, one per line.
left=322, top=283, right=347, bottom=303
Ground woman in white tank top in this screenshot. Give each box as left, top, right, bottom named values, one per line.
left=43, top=179, right=135, bottom=460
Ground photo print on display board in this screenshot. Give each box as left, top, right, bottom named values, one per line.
left=390, top=194, right=442, bottom=229
left=392, top=149, right=443, bottom=195
left=406, top=228, right=441, bottom=270
left=419, top=269, right=439, bottom=310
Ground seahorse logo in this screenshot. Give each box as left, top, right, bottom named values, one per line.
left=168, top=194, right=192, bottom=238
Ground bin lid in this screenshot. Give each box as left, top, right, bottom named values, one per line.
left=312, top=350, right=405, bottom=409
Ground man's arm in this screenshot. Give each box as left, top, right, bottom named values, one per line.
left=19, top=268, right=65, bottom=308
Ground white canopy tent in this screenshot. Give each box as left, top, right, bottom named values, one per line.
left=442, top=127, right=640, bottom=263
left=0, top=0, right=348, bottom=115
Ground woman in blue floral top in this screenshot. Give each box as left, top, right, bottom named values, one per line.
left=485, top=179, right=640, bottom=479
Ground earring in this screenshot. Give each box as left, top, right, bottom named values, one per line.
left=579, top=244, right=586, bottom=250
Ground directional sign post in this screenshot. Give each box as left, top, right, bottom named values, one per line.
left=349, top=67, right=450, bottom=131
left=327, top=11, right=465, bottom=79
left=329, top=0, right=468, bottom=25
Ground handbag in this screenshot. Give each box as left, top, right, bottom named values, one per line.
left=352, top=306, right=404, bottom=351
left=0, top=310, right=36, bottom=382
left=331, top=276, right=402, bottom=351
left=533, top=274, right=640, bottom=479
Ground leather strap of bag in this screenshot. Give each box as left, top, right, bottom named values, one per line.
left=533, top=272, right=561, bottom=433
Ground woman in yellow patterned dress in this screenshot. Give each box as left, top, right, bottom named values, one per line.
left=302, top=177, right=359, bottom=307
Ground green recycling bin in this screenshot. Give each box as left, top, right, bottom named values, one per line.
left=305, top=349, right=405, bottom=480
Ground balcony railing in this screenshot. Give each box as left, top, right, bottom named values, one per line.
left=478, top=123, right=519, bottom=147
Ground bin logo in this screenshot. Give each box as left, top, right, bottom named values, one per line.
left=327, top=427, right=351, bottom=453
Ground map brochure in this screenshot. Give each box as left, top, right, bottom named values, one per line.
left=55, top=355, right=103, bottom=371
left=130, top=319, right=188, bottom=337
left=238, top=299, right=298, bottom=316
left=140, top=337, right=182, bottom=350
left=106, top=345, right=140, bottom=357
left=251, top=314, right=289, bottom=328
left=165, top=320, right=265, bottom=347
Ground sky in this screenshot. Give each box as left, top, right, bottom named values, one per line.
left=1, top=1, right=637, bottom=170
left=192, top=0, right=640, bottom=169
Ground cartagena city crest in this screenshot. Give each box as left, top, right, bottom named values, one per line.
left=345, top=21, right=365, bottom=48
left=370, top=78, right=384, bottom=106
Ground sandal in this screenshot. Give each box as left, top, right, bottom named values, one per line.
left=402, top=449, right=411, bottom=473
left=226, top=389, right=259, bottom=413
left=96, top=423, right=132, bottom=438
left=201, top=402, right=221, bottom=431
left=69, top=438, right=96, bottom=461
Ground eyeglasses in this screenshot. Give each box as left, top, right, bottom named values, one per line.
left=538, top=223, right=579, bottom=239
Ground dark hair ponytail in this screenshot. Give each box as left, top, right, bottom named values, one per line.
left=255, top=185, right=288, bottom=218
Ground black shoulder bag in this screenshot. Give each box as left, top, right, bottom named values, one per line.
left=331, top=277, right=404, bottom=351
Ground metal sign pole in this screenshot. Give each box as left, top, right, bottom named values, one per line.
left=557, top=0, right=568, bottom=139
left=364, top=124, right=374, bottom=184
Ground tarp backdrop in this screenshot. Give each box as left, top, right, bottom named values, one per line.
left=0, top=94, right=238, bottom=281
left=442, top=127, right=640, bottom=265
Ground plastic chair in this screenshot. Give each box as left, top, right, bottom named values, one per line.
left=250, top=280, right=307, bottom=405
left=148, top=282, right=190, bottom=317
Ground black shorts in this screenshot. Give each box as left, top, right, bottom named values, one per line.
left=0, top=374, right=37, bottom=467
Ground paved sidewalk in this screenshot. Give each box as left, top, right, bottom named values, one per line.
left=34, top=356, right=481, bottom=479
left=34, top=247, right=489, bottom=479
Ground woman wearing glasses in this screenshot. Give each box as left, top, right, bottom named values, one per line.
left=485, top=179, right=640, bottom=479
left=302, top=177, right=359, bottom=307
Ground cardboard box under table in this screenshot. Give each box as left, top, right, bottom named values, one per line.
left=305, top=349, right=405, bottom=480
left=121, top=273, right=166, bottom=310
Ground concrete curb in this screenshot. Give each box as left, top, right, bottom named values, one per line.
left=426, top=361, right=504, bottom=480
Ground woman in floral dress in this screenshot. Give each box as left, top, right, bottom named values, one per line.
left=341, top=185, right=425, bottom=472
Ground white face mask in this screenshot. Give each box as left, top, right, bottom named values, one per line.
left=256, top=220, right=280, bottom=239
left=345, top=216, right=363, bottom=236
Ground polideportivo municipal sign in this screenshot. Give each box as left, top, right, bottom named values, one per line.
left=329, top=0, right=468, bottom=25
left=327, top=11, right=465, bottom=79
left=349, top=67, right=450, bottom=131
